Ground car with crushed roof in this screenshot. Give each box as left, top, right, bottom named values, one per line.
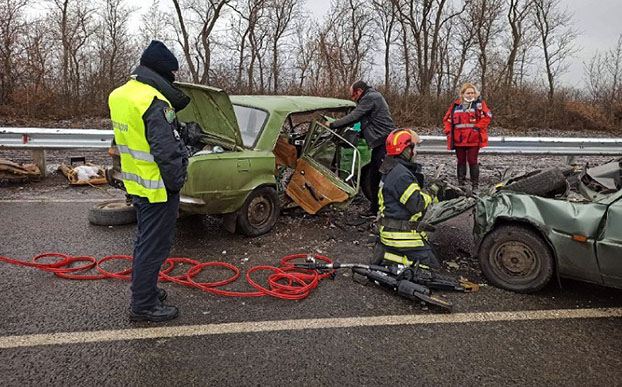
left=425, top=159, right=622, bottom=293
left=92, top=83, right=373, bottom=236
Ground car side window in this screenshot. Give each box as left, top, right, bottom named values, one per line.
left=233, top=104, right=268, bottom=148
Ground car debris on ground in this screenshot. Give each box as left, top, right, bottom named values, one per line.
left=0, top=159, right=41, bottom=182
left=58, top=162, right=107, bottom=185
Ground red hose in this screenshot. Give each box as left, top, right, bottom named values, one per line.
left=0, top=252, right=334, bottom=300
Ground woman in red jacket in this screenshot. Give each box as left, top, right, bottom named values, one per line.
left=443, top=83, right=492, bottom=190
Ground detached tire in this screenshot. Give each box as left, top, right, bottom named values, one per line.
left=500, top=168, right=567, bottom=196
left=237, top=186, right=280, bottom=236
left=88, top=200, right=136, bottom=226
left=479, top=225, right=554, bottom=293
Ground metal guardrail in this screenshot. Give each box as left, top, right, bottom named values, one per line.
left=2, top=127, right=622, bottom=176
left=2, top=128, right=622, bottom=155
left=0, top=128, right=112, bottom=149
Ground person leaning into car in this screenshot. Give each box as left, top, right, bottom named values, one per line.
left=443, top=82, right=492, bottom=190
left=325, top=80, right=397, bottom=216
left=109, top=40, right=190, bottom=322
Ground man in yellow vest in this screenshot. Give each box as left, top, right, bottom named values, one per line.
left=109, top=40, right=190, bottom=322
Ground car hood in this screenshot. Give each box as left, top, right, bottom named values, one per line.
left=175, top=82, right=243, bottom=148
left=422, top=196, right=477, bottom=226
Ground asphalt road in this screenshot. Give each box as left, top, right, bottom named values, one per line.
left=1, top=182, right=621, bottom=386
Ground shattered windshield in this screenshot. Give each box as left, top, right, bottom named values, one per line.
left=233, top=104, right=268, bottom=148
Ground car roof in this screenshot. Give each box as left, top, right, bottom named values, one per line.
left=230, top=95, right=356, bottom=113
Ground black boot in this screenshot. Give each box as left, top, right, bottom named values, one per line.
left=470, top=164, right=480, bottom=190
left=457, top=164, right=467, bottom=187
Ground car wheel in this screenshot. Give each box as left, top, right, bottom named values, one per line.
left=479, top=225, right=554, bottom=293
left=500, top=168, right=567, bottom=197
left=88, top=200, right=136, bottom=226
left=236, top=186, right=280, bottom=236
left=360, top=164, right=374, bottom=202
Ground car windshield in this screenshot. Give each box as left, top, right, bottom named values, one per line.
left=233, top=104, right=268, bottom=148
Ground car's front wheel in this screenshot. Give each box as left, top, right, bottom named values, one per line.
left=479, top=224, right=554, bottom=293
left=236, top=186, right=280, bottom=236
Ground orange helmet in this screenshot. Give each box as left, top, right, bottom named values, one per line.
left=385, top=129, right=421, bottom=156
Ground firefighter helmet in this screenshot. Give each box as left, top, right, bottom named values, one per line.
left=385, top=129, right=421, bottom=156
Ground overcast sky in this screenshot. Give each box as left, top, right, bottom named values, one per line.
left=303, top=0, right=622, bottom=87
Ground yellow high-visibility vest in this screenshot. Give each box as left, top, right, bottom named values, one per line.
left=109, top=79, right=170, bottom=203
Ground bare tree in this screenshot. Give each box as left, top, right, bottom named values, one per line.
left=0, top=0, right=29, bottom=101
left=49, top=0, right=96, bottom=99
left=372, top=0, right=397, bottom=91
left=533, top=0, right=578, bottom=101
left=22, top=18, right=54, bottom=95
left=441, top=9, right=477, bottom=93
left=97, top=0, right=137, bottom=92
left=266, top=0, right=300, bottom=93
left=585, top=34, right=622, bottom=118
left=504, top=0, right=532, bottom=87
left=469, top=0, right=504, bottom=95
left=139, top=0, right=172, bottom=47
left=171, top=0, right=230, bottom=84
left=291, top=20, right=314, bottom=91
left=392, top=0, right=467, bottom=95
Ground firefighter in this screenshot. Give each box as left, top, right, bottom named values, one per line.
left=372, top=128, right=441, bottom=269
left=109, top=40, right=190, bottom=322
left=443, top=83, right=492, bottom=190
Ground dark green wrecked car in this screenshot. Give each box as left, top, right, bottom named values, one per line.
left=425, top=159, right=622, bottom=293
left=97, top=83, right=373, bottom=236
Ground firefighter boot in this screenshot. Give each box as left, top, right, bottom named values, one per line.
left=457, top=164, right=467, bottom=187
left=470, top=164, right=480, bottom=191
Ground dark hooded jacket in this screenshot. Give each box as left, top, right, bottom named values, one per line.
left=329, top=87, right=397, bottom=149
left=131, top=63, right=190, bottom=193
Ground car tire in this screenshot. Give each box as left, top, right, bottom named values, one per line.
left=360, top=164, right=374, bottom=202
left=236, top=186, right=280, bottom=236
left=500, top=167, right=567, bottom=196
left=88, top=200, right=136, bottom=226
left=479, top=225, right=554, bottom=293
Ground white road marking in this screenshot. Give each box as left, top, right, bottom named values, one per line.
left=0, top=199, right=117, bottom=203
left=1, top=307, right=621, bottom=349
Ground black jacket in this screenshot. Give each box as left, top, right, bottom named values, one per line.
left=133, top=65, right=190, bottom=193
left=330, top=87, right=396, bottom=149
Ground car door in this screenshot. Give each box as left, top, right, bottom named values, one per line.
left=285, top=122, right=360, bottom=214
left=596, top=192, right=622, bottom=287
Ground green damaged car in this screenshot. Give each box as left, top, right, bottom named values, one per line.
left=100, top=82, right=372, bottom=236
left=430, top=160, right=622, bottom=293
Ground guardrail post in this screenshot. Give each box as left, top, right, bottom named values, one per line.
left=32, top=149, right=46, bottom=177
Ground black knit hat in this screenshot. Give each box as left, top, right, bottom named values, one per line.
left=140, top=40, right=179, bottom=83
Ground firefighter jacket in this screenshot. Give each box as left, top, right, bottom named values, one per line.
left=109, top=65, right=189, bottom=203
left=443, top=97, right=492, bottom=149
left=330, top=87, right=396, bottom=149
left=378, top=157, right=434, bottom=250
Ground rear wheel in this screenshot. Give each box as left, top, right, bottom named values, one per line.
left=479, top=225, right=554, bottom=293
left=236, top=187, right=280, bottom=236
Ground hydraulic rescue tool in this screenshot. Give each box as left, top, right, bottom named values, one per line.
left=295, top=256, right=479, bottom=312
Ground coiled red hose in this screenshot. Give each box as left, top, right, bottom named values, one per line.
left=0, top=253, right=334, bottom=300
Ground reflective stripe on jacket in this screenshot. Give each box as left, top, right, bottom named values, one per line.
left=109, top=79, right=170, bottom=203
left=378, top=158, right=433, bottom=249
left=443, top=98, right=492, bottom=149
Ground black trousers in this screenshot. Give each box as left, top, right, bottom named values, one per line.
left=130, top=192, right=179, bottom=311
left=369, top=145, right=387, bottom=213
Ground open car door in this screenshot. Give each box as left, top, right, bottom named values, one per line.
left=286, top=122, right=361, bottom=214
